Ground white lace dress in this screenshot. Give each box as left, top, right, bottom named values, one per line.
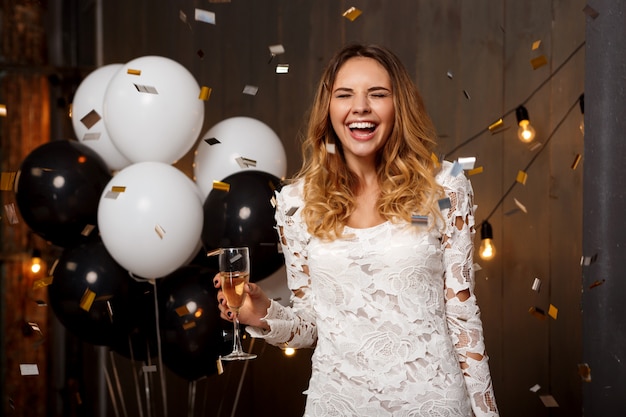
left=247, top=161, right=499, bottom=417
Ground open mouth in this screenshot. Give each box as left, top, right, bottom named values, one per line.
left=348, top=121, right=377, bottom=135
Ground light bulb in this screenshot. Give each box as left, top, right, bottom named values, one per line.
left=517, top=120, right=536, bottom=143
left=30, top=250, right=43, bottom=274
left=479, top=221, right=496, bottom=261
left=515, top=105, right=536, bottom=143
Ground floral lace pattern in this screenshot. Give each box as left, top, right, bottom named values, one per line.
left=247, top=161, right=498, bottom=416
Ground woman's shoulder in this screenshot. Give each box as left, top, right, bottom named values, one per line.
left=435, top=160, right=473, bottom=195
left=276, top=178, right=305, bottom=208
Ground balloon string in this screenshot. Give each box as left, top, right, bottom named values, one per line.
left=187, top=380, right=197, bottom=417
left=109, top=350, right=129, bottom=417
left=152, top=280, right=169, bottom=417
left=143, top=359, right=153, bottom=417
left=229, top=338, right=255, bottom=417
left=103, top=362, right=121, bottom=417
left=127, top=336, right=145, bottom=417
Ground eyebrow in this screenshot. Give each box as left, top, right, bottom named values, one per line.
left=332, top=86, right=392, bottom=94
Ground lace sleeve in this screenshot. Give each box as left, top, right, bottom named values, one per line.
left=246, top=182, right=317, bottom=349
left=438, top=164, right=499, bottom=417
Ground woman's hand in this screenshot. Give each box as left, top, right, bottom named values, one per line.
left=213, top=273, right=272, bottom=330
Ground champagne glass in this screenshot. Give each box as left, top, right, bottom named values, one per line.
left=219, top=247, right=257, bottom=361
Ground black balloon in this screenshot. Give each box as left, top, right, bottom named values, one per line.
left=201, top=170, right=284, bottom=281
left=15, top=140, right=111, bottom=248
left=48, top=239, right=156, bottom=357
left=157, top=265, right=230, bottom=381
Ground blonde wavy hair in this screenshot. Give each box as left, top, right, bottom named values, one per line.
left=295, top=43, right=444, bottom=240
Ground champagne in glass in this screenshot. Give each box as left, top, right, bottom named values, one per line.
left=219, top=247, right=257, bottom=361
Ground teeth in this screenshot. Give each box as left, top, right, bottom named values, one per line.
left=348, top=122, right=376, bottom=129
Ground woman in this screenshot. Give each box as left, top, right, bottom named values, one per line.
left=216, top=43, right=499, bottom=416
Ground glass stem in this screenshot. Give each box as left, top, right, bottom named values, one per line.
left=232, top=313, right=243, bottom=354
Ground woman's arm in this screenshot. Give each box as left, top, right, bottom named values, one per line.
left=245, top=182, right=318, bottom=349
left=440, top=167, right=499, bottom=417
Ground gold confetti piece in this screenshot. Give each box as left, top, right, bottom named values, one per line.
left=1, top=171, right=16, bottom=190
left=82, top=132, right=101, bottom=141
left=127, top=68, right=141, bottom=76
left=583, top=5, right=599, bottom=19
left=468, top=166, right=483, bottom=176
left=0, top=104, right=6, bottom=116
left=286, top=206, right=299, bottom=216
left=446, top=71, right=453, bottom=79
left=276, top=64, right=290, bottom=74
left=80, top=109, right=101, bottom=129
left=4, top=203, right=19, bottom=224
left=529, top=383, right=541, bottom=393
left=195, top=8, right=216, bottom=24
left=539, top=395, right=559, bottom=407
left=531, top=55, right=548, bottom=70
left=182, top=321, right=196, bottom=330
left=20, top=364, right=39, bottom=376
left=528, top=141, right=542, bottom=152
left=463, top=90, right=471, bottom=100
left=229, top=253, right=242, bottom=263
left=578, top=363, right=592, bottom=382
left=514, top=198, right=527, bottom=213
left=134, top=84, right=158, bottom=94
left=111, top=186, right=126, bottom=193
left=242, top=85, right=258, bottom=96
left=235, top=157, right=257, bottom=168
left=488, top=118, right=504, bottom=132
left=571, top=154, right=582, bottom=170
left=589, top=279, right=605, bottom=289
left=548, top=304, right=558, bottom=320
left=204, top=137, right=220, bottom=145
left=532, top=277, right=541, bottom=292
left=325, top=142, right=336, bottom=154
left=430, top=152, right=440, bottom=167
left=516, top=170, right=528, bottom=185
left=199, top=86, right=212, bottom=101
left=213, top=180, right=230, bottom=192
left=175, top=305, right=191, bottom=316
left=342, top=6, right=362, bottom=21
left=155, top=224, right=166, bottom=239
left=270, top=196, right=277, bottom=208
left=81, top=224, right=95, bottom=237
left=269, top=44, right=285, bottom=56
left=32, top=275, right=53, bottom=290
left=142, top=365, right=157, bottom=373
left=206, top=248, right=222, bottom=257
left=79, top=288, right=96, bottom=312
left=529, top=306, right=547, bottom=320
left=217, top=357, right=224, bottom=375
left=532, top=40, right=542, bottom=50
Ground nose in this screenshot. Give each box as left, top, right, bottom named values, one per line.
left=351, top=93, right=371, bottom=114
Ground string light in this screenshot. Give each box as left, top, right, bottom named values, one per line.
left=515, top=105, right=537, bottom=143
left=479, top=221, right=496, bottom=261
left=579, top=93, right=585, bottom=135
left=30, top=249, right=43, bottom=274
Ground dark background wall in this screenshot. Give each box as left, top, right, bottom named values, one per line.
left=1, top=0, right=589, bottom=416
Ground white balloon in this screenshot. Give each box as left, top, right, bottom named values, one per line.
left=97, top=162, right=203, bottom=279
left=193, top=116, right=287, bottom=200
left=71, top=64, right=132, bottom=171
left=103, top=56, right=205, bottom=164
